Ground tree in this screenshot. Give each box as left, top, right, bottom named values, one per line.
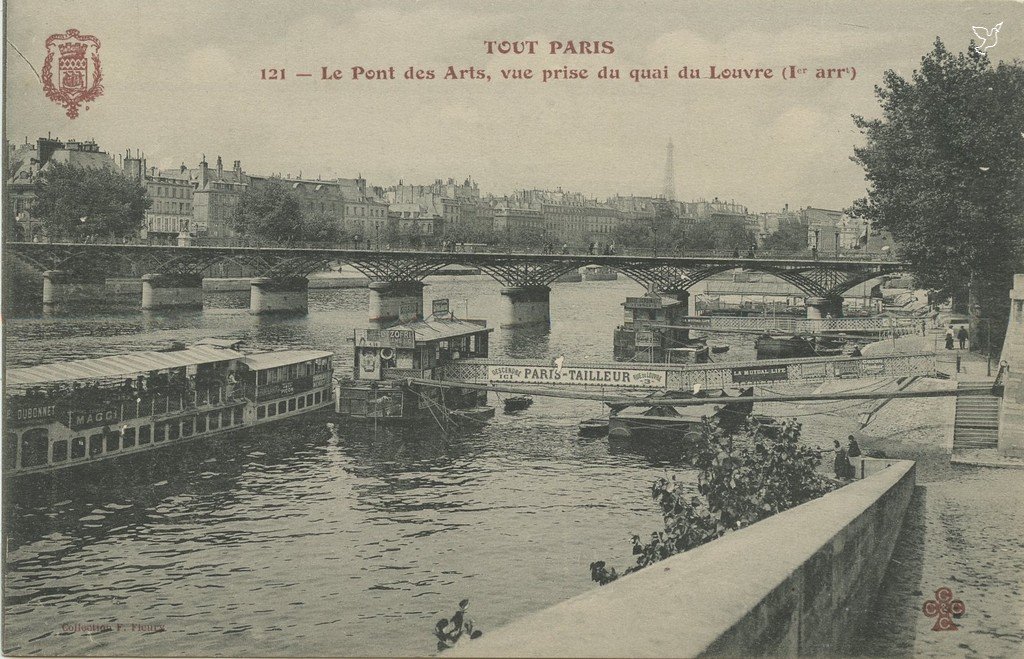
left=763, top=218, right=809, bottom=252
left=850, top=39, right=1024, bottom=351
left=683, top=218, right=757, bottom=252
left=302, top=210, right=347, bottom=245
left=229, top=179, right=304, bottom=244
left=31, top=162, right=150, bottom=240
left=590, top=419, right=836, bottom=585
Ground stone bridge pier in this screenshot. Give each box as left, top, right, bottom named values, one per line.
left=368, top=281, right=425, bottom=328
left=250, top=276, right=309, bottom=314
left=805, top=296, right=845, bottom=319
left=500, top=285, right=551, bottom=328
left=42, top=270, right=106, bottom=307
left=141, top=273, right=203, bottom=310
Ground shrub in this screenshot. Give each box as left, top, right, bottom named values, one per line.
left=591, top=419, right=838, bottom=585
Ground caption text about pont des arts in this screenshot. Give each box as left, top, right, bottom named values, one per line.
left=258, top=39, right=858, bottom=83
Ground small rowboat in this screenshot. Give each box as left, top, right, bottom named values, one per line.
left=503, top=396, right=534, bottom=413
left=710, top=344, right=730, bottom=354
left=578, top=417, right=609, bottom=437
left=450, top=406, right=496, bottom=426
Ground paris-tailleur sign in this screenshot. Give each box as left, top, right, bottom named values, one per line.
left=487, top=365, right=666, bottom=388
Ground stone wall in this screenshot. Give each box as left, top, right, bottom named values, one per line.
left=452, top=459, right=916, bottom=657
left=998, top=274, right=1024, bottom=456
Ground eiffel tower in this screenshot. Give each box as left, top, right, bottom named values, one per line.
left=663, top=139, right=676, bottom=201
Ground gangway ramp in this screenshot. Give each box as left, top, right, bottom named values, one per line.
left=436, top=353, right=938, bottom=390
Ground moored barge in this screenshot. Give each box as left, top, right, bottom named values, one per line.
left=335, top=301, right=495, bottom=422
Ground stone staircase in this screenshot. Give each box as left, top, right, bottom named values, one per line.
left=953, top=381, right=1001, bottom=450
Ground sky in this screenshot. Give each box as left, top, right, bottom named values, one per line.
left=4, top=0, right=1023, bottom=212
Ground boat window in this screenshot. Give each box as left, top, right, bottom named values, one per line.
left=277, top=401, right=287, bottom=415
left=123, top=427, right=136, bottom=448
left=221, top=410, right=231, bottom=427
left=105, top=431, right=119, bottom=452
left=168, top=422, right=180, bottom=441
left=288, top=399, right=296, bottom=412
left=139, top=425, right=151, bottom=444
left=297, top=396, right=305, bottom=409
left=88, top=434, right=104, bottom=456
left=182, top=418, right=194, bottom=437
left=267, top=405, right=277, bottom=417
left=209, top=412, right=220, bottom=430
left=257, top=405, right=266, bottom=419
left=4, top=432, right=17, bottom=467
left=71, top=437, right=86, bottom=459
left=21, top=429, right=50, bottom=467
left=196, top=415, right=207, bottom=433
left=233, top=407, right=243, bottom=425
left=306, top=394, right=313, bottom=406
left=51, top=439, right=68, bottom=463
left=154, top=423, right=166, bottom=443
left=314, top=391, right=322, bottom=404
left=258, top=370, right=268, bottom=385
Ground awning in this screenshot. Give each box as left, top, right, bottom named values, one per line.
left=6, top=346, right=244, bottom=387
left=240, top=350, right=334, bottom=371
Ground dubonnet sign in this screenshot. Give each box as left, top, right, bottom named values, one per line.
left=354, top=329, right=416, bottom=349
left=488, top=365, right=666, bottom=388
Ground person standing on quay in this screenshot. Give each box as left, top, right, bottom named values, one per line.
left=833, top=439, right=852, bottom=479
left=945, top=325, right=955, bottom=350
left=957, top=326, right=969, bottom=350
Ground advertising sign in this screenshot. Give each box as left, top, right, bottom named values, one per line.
left=635, top=330, right=659, bottom=347
left=731, top=365, right=789, bottom=384
left=487, top=365, right=666, bottom=388
left=354, top=329, right=416, bottom=349
left=6, top=402, right=61, bottom=426
left=432, top=298, right=450, bottom=316
left=69, top=406, right=122, bottom=430
left=625, top=296, right=662, bottom=310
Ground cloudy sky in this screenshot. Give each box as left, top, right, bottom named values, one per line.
left=5, top=0, right=1022, bottom=211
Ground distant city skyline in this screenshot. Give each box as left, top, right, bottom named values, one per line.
left=5, top=0, right=1022, bottom=211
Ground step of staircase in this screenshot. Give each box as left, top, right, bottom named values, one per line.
left=953, top=383, right=1002, bottom=451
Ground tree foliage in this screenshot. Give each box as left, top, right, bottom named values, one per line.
left=763, top=218, right=809, bottom=251
left=590, top=419, right=837, bottom=585
left=229, top=180, right=305, bottom=244
left=850, top=39, right=1024, bottom=344
left=31, top=162, right=150, bottom=240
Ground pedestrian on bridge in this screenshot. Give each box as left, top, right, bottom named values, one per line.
left=945, top=326, right=955, bottom=350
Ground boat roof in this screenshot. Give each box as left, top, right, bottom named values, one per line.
left=614, top=403, right=724, bottom=420
left=390, top=317, right=493, bottom=344
left=240, top=349, right=334, bottom=370
left=6, top=346, right=244, bottom=387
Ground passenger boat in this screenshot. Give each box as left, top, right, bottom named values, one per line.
left=606, top=387, right=754, bottom=441
left=3, top=340, right=334, bottom=478
left=581, top=265, right=618, bottom=281
left=335, top=301, right=495, bottom=423
left=711, top=344, right=730, bottom=354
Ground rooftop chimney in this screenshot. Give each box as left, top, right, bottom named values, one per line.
left=216, top=156, right=223, bottom=175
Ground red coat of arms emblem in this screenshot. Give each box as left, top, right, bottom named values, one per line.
left=42, top=29, right=104, bottom=119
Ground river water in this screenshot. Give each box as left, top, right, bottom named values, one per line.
left=2, top=276, right=764, bottom=657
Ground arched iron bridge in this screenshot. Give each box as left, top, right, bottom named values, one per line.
left=6, top=242, right=907, bottom=300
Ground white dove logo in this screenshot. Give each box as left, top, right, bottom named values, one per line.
left=553, top=355, right=565, bottom=371
left=972, top=22, right=1003, bottom=54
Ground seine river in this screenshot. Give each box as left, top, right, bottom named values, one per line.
left=2, top=276, right=763, bottom=657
